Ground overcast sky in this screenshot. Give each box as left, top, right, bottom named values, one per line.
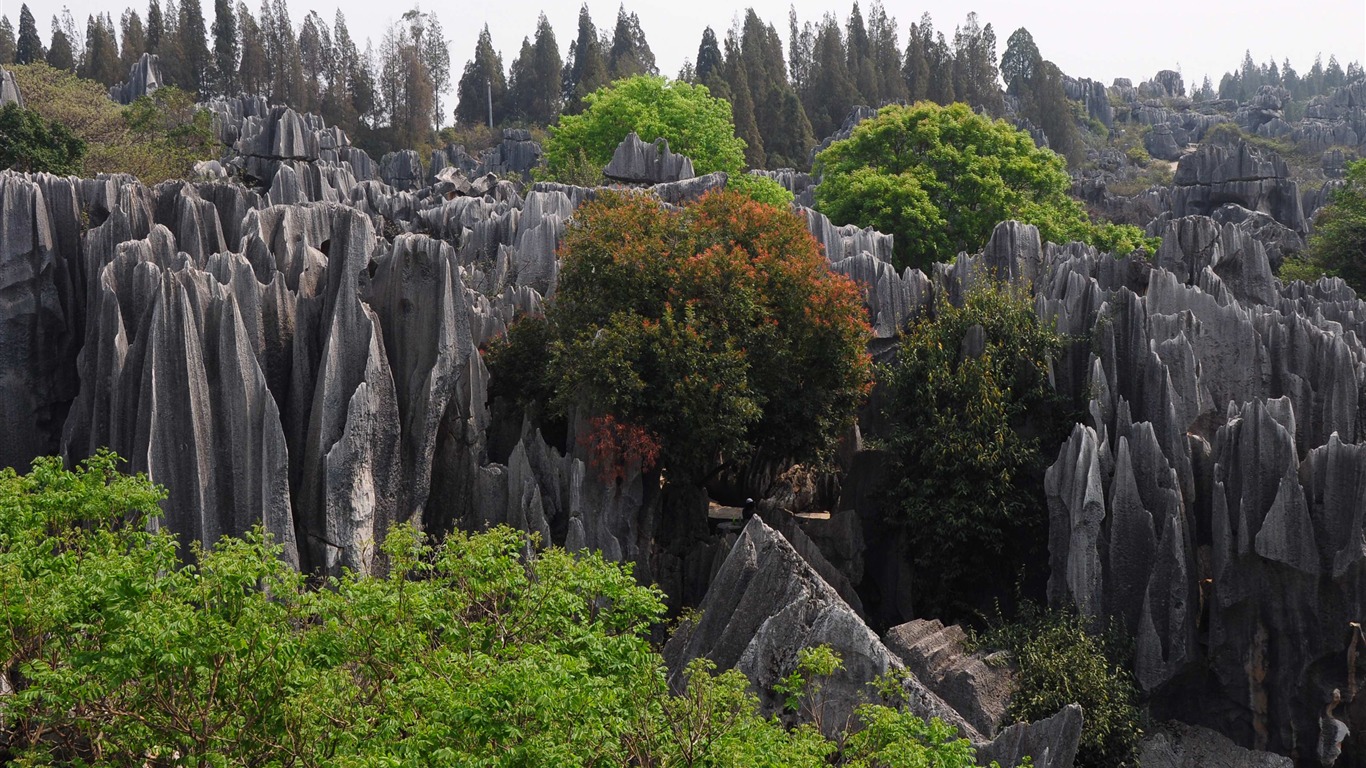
left=11, top=0, right=1365, bottom=103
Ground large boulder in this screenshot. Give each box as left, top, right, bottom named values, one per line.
left=603, top=132, right=695, bottom=184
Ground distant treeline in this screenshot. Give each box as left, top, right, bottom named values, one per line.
left=0, top=1, right=1359, bottom=163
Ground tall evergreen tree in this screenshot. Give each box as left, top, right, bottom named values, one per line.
left=16, top=5, right=44, bottom=64
left=379, top=15, right=434, bottom=148
left=454, top=24, right=506, bottom=126
left=297, top=12, right=325, bottom=112
left=844, top=1, right=875, bottom=104
left=507, top=13, right=562, bottom=125
left=119, top=10, right=146, bottom=71
left=0, top=17, right=15, bottom=64
left=1000, top=27, right=1040, bottom=96
left=737, top=9, right=811, bottom=169
left=1325, top=55, right=1346, bottom=90
left=927, top=30, right=955, bottom=104
left=47, top=19, right=76, bottom=71
left=210, top=0, right=237, bottom=94
left=173, top=0, right=210, bottom=92
left=902, top=15, right=932, bottom=102
left=787, top=8, right=813, bottom=94
left=801, top=14, right=855, bottom=141
left=561, top=4, right=607, bottom=114
left=867, top=2, right=904, bottom=104
left=81, top=14, right=124, bottom=85
left=607, top=5, right=655, bottom=79
left=146, top=0, right=163, bottom=52
left=415, top=11, right=451, bottom=126
left=722, top=29, right=765, bottom=168
left=235, top=2, right=267, bottom=96
left=950, top=13, right=1003, bottom=115
left=695, top=25, right=723, bottom=86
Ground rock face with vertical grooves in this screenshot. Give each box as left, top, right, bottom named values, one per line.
left=603, top=132, right=696, bottom=184
left=0, top=65, right=22, bottom=107
left=108, top=52, right=163, bottom=104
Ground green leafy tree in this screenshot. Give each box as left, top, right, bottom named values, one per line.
left=883, top=283, right=1065, bottom=617
left=1, top=452, right=1005, bottom=767
left=119, top=9, right=145, bottom=72
left=532, top=189, right=872, bottom=485
left=0, top=102, right=86, bottom=174
left=1305, top=159, right=1366, bottom=293
left=45, top=20, right=75, bottom=71
left=1000, top=26, right=1040, bottom=95
left=80, top=14, right=124, bottom=86
left=815, top=101, right=1150, bottom=271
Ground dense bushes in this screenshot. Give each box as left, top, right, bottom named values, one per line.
left=882, top=283, right=1065, bottom=617
left=1, top=452, right=1009, bottom=766
left=6, top=63, right=213, bottom=182
left=0, top=102, right=85, bottom=174
left=492, top=189, right=873, bottom=484
left=974, top=606, right=1143, bottom=768
left=1302, top=158, right=1366, bottom=292
left=814, top=102, right=1153, bottom=270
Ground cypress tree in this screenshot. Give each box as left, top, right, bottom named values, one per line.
left=867, top=1, right=904, bottom=104
left=695, top=26, right=722, bottom=85
left=81, top=15, right=124, bottom=85
left=146, top=0, right=163, bottom=53
left=16, top=5, right=44, bottom=65
left=561, top=4, right=607, bottom=114
left=236, top=3, right=267, bottom=96
left=902, top=16, right=931, bottom=102
left=120, top=10, right=146, bottom=72
left=454, top=24, right=506, bottom=126
left=298, top=12, right=325, bottom=112
left=507, top=13, right=561, bottom=125
left=211, top=0, right=237, bottom=94
left=0, top=17, right=15, bottom=64
left=47, top=21, right=75, bottom=71
left=844, top=1, right=875, bottom=104
left=723, top=30, right=765, bottom=169
left=607, top=6, right=655, bottom=79
left=802, top=14, right=855, bottom=141
left=1000, top=27, right=1040, bottom=96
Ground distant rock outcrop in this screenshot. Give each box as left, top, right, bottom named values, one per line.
left=1171, top=139, right=1307, bottom=235
left=108, top=52, right=163, bottom=105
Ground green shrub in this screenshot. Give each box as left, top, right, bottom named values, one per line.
left=1306, top=159, right=1366, bottom=294
left=0, top=452, right=1007, bottom=766
left=974, top=606, right=1142, bottom=768
left=0, top=102, right=86, bottom=174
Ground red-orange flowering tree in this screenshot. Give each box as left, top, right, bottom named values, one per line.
left=545, top=189, right=873, bottom=483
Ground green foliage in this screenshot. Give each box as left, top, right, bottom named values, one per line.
left=7, top=63, right=216, bottom=182
left=730, top=170, right=796, bottom=206
left=484, top=313, right=554, bottom=410
left=0, top=102, right=86, bottom=174
left=973, top=606, right=1142, bottom=768
left=815, top=102, right=1152, bottom=271
left=1277, top=254, right=1331, bottom=285
left=1306, top=159, right=1366, bottom=294
left=883, top=283, right=1065, bottom=617
left=541, top=74, right=745, bottom=179
left=1, top=452, right=1003, bottom=767
left=545, top=189, right=873, bottom=482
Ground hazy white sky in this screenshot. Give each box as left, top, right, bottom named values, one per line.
left=11, top=0, right=1366, bottom=101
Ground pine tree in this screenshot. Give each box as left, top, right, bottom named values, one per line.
left=867, top=1, right=904, bottom=105
left=801, top=14, right=855, bottom=141
left=695, top=25, right=723, bottom=85
left=173, top=0, right=209, bottom=92
left=16, top=5, right=44, bottom=65
left=119, top=10, right=146, bottom=72
left=47, top=19, right=76, bottom=71
left=146, top=0, right=163, bottom=53
left=927, top=30, right=955, bottom=104
left=723, top=30, right=765, bottom=168
left=81, top=14, right=124, bottom=85
left=787, top=9, right=813, bottom=94
left=1000, top=27, right=1040, bottom=96
left=901, top=15, right=932, bottom=102
left=561, top=4, right=607, bottom=114
left=454, top=24, right=506, bottom=127
left=1325, top=55, right=1346, bottom=90
left=211, top=0, right=237, bottom=94
left=379, top=16, right=433, bottom=148
left=298, top=12, right=325, bottom=112
left=507, top=13, right=561, bottom=125
left=844, top=1, right=875, bottom=104
left=950, top=13, right=1003, bottom=115
left=737, top=9, right=810, bottom=169
left=0, top=17, right=15, bottom=64
left=236, top=2, right=267, bottom=96
left=607, top=5, right=655, bottom=79
left=416, top=11, right=451, bottom=126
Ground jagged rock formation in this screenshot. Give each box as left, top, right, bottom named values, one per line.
left=1064, top=75, right=1114, bottom=129
left=603, top=132, right=695, bottom=184
left=1140, top=722, right=1293, bottom=768
left=108, top=52, right=163, bottom=105
left=884, top=619, right=1015, bottom=739
left=1170, top=139, right=1308, bottom=235
left=1, top=66, right=22, bottom=107
left=429, top=129, right=543, bottom=184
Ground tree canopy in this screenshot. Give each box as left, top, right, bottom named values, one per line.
left=814, top=101, right=1151, bottom=270
left=1304, top=159, right=1366, bottom=293
left=0, top=102, right=86, bottom=174
left=490, top=189, right=872, bottom=484
left=1, top=451, right=1005, bottom=767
